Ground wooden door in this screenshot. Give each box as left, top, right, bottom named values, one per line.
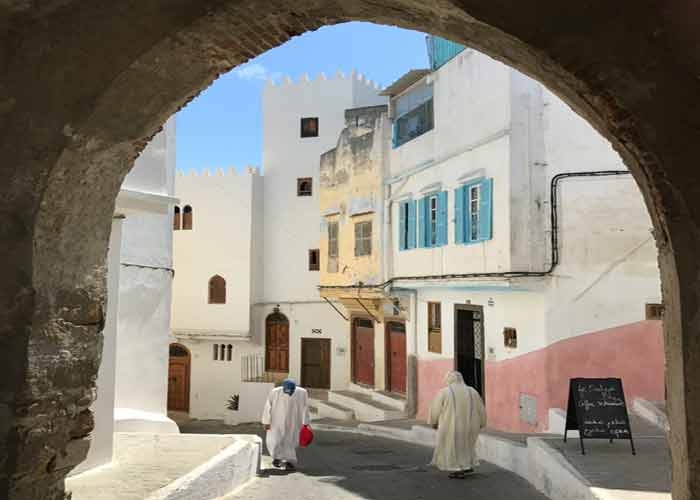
left=301, top=338, right=331, bottom=389
left=352, top=318, right=375, bottom=386
left=167, top=344, right=190, bottom=412
left=387, top=321, right=407, bottom=394
left=266, top=315, right=289, bottom=372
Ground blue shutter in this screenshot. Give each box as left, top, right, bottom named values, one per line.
left=399, top=202, right=407, bottom=250
left=418, top=197, right=427, bottom=248
left=479, top=178, right=493, bottom=241
left=407, top=200, right=417, bottom=249
left=436, top=191, right=448, bottom=246
left=392, top=122, right=399, bottom=148
left=454, top=186, right=465, bottom=244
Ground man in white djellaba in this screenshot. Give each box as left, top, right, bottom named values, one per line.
left=428, top=370, right=487, bottom=479
left=261, top=378, right=310, bottom=470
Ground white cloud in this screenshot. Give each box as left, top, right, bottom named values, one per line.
left=233, top=63, right=281, bottom=81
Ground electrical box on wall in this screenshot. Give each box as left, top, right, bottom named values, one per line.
left=519, top=393, right=537, bottom=425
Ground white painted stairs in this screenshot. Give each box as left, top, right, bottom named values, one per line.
left=309, top=384, right=407, bottom=422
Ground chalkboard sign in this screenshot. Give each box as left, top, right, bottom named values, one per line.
left=564, top=378, right=636, bottom=455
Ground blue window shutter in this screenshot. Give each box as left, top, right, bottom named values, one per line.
left=407, top=200, right=417, bottom=249
left=392, top=122, right=399, bottom=148
left=479, top=178, right=493, bottom=241
left=454, top=186, right=465, bottom=244
left=418, top=197, right=427, bottom=248
left=399, top=202, right=407, bottom=250
left=436, top=191, right=448, bottom=246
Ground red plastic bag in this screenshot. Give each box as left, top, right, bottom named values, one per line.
left=299, top=424, right=314, bottom=447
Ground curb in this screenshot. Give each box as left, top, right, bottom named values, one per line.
left=633, top=398, right=670, bottom=432
left=146, top=435, right=262, bottom=500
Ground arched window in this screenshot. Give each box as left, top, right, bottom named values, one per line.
left=208, top=275, right=226, bottom=304
left=265, top=308, right=290, bottom=372
left=173, top=206, right=181, bottom=230
left=227, top=344, right=232, bottom=361
left=183, top=205, right=193, bottom=230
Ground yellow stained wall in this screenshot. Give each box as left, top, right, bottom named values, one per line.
left=319, top=106, right=389, bottom=289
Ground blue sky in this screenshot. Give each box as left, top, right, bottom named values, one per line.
left=175, top=22, right=429, bottom=172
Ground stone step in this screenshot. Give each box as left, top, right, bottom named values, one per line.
left=328, top=390, right=406, bottom=422
left=314, top=400, right=355, bottom=420
left=346, top=383, right=408, bottom=412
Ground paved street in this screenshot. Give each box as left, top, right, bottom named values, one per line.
left=181, top=421, right=549, bottom=500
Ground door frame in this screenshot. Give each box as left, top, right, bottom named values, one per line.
left=350, top=315, right=375, bottom=387
left=384, top=319, right=407, bottom=395
left=300, top=337, right=332, bottom=389
left=453, top=304, right=486, bottom=401
left=168, top=343, right=191, bottom=413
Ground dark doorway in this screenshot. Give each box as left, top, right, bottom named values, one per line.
left=454, top=305, right=485, bottom=398
left=301, top=338, right=331, bottom=389
left=352, top=317, right=375, bottom=387
left=386, top=321, right=407, bottom=394
left=167, top=343, right=191, bottom=412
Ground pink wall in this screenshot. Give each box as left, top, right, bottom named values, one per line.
left=416, top=358, right=454, bottom=420
left=417, top=320, right=665, bottom=432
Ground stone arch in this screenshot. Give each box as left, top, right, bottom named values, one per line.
left=2, top=2, right=700, bottom=498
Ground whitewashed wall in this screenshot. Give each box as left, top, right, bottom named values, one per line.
left=182, top=339, right=263, bottom=420
left=542, top=89, right=660, bottom=344
left=113, top=117, right=178, bottom=433
left=389, top=50, right=532, bottom=279
left=172, top=168, right=261, bottom=337
left=262, top=72, right=386, bottom=304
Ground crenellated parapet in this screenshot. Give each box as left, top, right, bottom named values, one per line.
left=264, top=68, right=381, bottom=92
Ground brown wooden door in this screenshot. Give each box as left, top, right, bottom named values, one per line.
left=301, top=338, right=331, bottom=389
left=352, top=318, right=375, bottom=386
left=266, top=316, right=289, bottom=372
left=167, top=344, right=190, bottom=412
left=387, top=321, right=407, bottom=394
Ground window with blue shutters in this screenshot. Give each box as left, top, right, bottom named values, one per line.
left=455, top=178, right=493, bottom=244
left=399, top=200, right=417, bottom=251
left=418, top=192, right=447, bottom=248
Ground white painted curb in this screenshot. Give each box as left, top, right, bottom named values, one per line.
left=146, top=436, right=262, bottom=500
left=633, top=398, right=670, bottom=432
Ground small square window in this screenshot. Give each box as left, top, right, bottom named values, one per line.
left=309, top=249, right=320, bottom=271
left=301, top=117, right=319, bottom=138
left=503, top=327, right=517, bottom=349
left=645, top=303, right=664, bottom=320
left=354, top=221, right=372, bottom=256
left=297, top=177, right=312, bottom=196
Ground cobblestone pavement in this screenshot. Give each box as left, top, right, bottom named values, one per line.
left=180, top=420, right=549, bottom=500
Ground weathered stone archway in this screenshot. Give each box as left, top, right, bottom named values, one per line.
left=1, top=1, right=699, bottom=498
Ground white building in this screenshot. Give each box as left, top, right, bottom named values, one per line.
left=380, top=39, right=663, bottom=432
left=74, top=118, right=179, bottom=474
left=170, top=71, right=386, bottom=422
